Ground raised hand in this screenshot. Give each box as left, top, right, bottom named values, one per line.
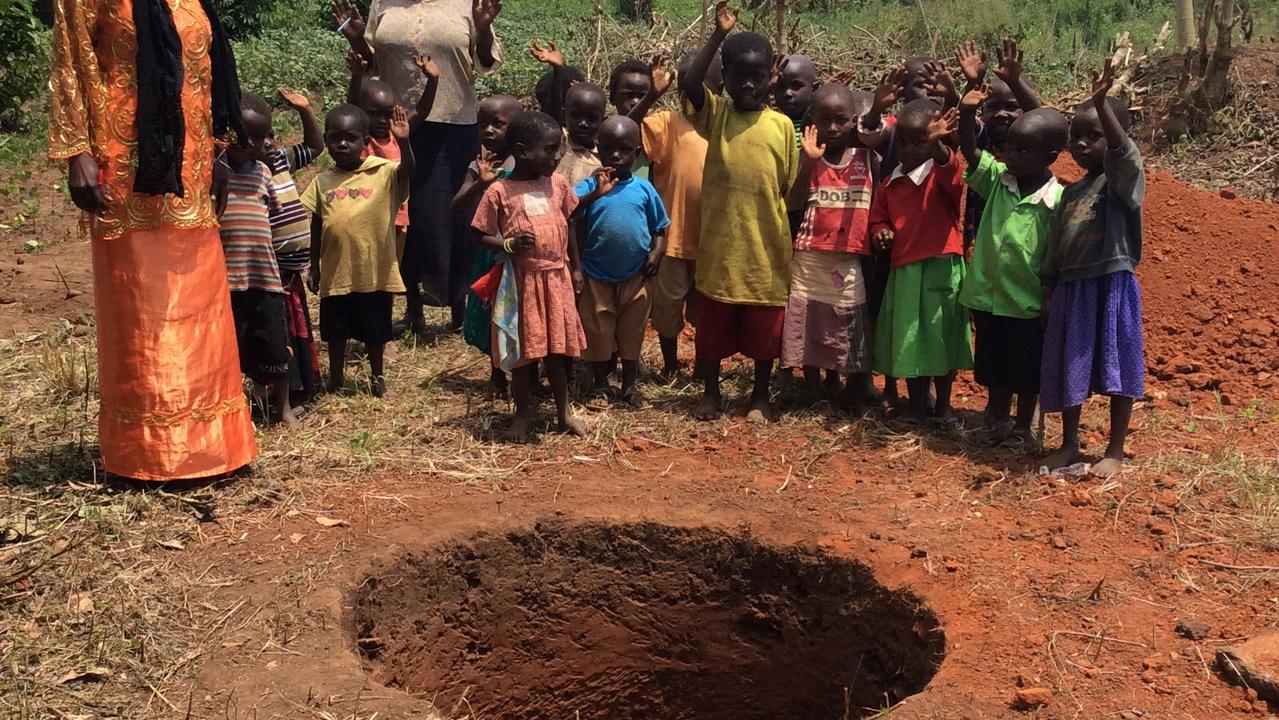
left=871, top=67, right=908, bottom=114
left=528, top=41, right=565, bottom=67
left=649, top=53, right=673, bottom=96
left=346, top=48, right=369, bottom=76
left=476, top=148, right=501, bottom=183
left=413, top=53, right=440, bottom=80
left=331, top=0, right=365, bottom=38
left=923, top=64, right=958, bottom=102
left=277, top=87, right=311, bottom=110
left=994, top=38, right=1024, bottom=83
left=472, top=0, right=501, bottom=29
left=955, top=40, right=988, bottom=86
left=770, top=54, right=790, bottom=89
left=800, top=125, right=825, bottom=160
left=1089, top=58, right=1115, bottom=105
left=714, top=0, right=738, bottom=34
left=959, top=84, right=989, bottom=112
left=390, top=105, right=411, bottom=142
left=926, top=107, right=959, bottom=143
left=592, top=166, right=616, bottom=197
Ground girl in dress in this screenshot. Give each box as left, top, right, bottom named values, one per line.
left=471, top=112, right=587, bottom=442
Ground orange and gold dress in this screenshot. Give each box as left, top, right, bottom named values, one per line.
left=48, top=0, right=257, bottom=480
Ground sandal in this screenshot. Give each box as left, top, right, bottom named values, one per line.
left=586, top=387, right=612, bottom=410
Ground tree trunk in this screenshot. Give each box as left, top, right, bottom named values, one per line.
left=775, top=0, right=788, bottom=55
left=1175, top=0, right=1196, bottom=50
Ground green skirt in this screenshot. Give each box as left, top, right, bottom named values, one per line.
left=462, top=246, right=496, bottom=355
left=873, top=255, right=973, bottom=378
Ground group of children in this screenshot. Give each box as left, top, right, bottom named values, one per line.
left=215, top=0, right=1147, bottom=476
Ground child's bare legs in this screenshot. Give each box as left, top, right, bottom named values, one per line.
left=933, top=373, right=955, bottom=422
left=801, top=366, right=822, bottom=401
left=619, top=359, right=643, bottom=407
left=659, top=336, right=680, bottom=376
left=884, top=375, right=900, bottom=405
left=546, top=355, right=585, bottom=435
left=1093, top=396, right=1134, bottom=477
left=1043, top=405, right=1082, bottom=471
left=508, top=364, right=535, bottom=442
left=488, top=366, right=509, bottom=399
left=327, top=338, right=347, bottom=393
left=904, top=377, right=930, bottom=423
left=402, top=285, right=426, bottom=335
left=368, top=342, right=387, bottom=397
left=694, top=358, right=722, bottom=420
left=843, top=372, right=871, bottom=415
left=747, top=360, right=773, bottom=422
left=984, top=387, right=1014, bottom=441
left=590, top=361, right=612, bottom=394
left=271, top=380, right=298, bottom=426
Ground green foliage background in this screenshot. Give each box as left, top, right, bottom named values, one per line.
left=5, top=0, right=1279, bottom=140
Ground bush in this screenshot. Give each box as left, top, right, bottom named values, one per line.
left=0, top=0, right=49, bottom=131
left=233, top=28, right=351, bottom=113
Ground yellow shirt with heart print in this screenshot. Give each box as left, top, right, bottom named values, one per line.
left=300, top=156, right=409, bottom=298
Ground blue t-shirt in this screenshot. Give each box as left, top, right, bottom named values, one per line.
left=573, top=175, right=671, bottom=283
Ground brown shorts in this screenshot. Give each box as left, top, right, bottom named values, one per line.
left=649, top=256, right=697, bottom=338
left=578, top=274, right=651, bottom=362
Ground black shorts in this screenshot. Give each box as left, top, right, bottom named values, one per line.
left=230, top=289, right=291, bottom=381
left=320, top=291, right=394, bottom=345
left=972, top=310, right=1043, bottom=393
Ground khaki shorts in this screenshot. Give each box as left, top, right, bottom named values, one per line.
left=649, top=257, right=697, bottom=338
left=578, top=274, right=651, bottom=362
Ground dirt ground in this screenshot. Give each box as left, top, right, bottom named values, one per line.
left=3, top=136, right=1279, bottom=718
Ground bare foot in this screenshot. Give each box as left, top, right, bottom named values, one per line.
left=505, top=415, right=534, bottom=443
left=371, top=375, right=388, bottom=398
left=746, top=397, right=772, bottom=424
left=693, top=394, right=721, bottom=421
left=1042, top=447, right=1081, bottom=472
left=1091, top=457, right=1124, bottom=478
left=559, top=415, right=588, bottom=437
left=277, top=407, right=300, bottom=428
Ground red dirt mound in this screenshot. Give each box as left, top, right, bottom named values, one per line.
left=1054, top=157, right=1279, bottom=407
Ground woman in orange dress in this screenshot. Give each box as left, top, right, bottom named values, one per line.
left=48, top=0, right=257, bottom=480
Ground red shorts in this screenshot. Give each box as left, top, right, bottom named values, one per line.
left=694, top=293, right=785, bottom=362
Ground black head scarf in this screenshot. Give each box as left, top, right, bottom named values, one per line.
left=132, top=0, right=245, bottom=197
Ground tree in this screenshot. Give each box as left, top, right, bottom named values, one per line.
left=1175, top=0, right=1195, bottom=50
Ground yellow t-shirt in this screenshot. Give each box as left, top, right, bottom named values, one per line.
left=641, top=110, right=707, bottom=261
left=685, top=90, right=798, bottom=306
left=300, top=156, right=409, bottom=298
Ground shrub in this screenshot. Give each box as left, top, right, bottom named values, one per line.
left=0, top=0, right=49, bottom=131
left=233, top=28, right=351, bottom=114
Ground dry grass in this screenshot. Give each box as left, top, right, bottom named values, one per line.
left=3, top=308, right=1279, bottom=718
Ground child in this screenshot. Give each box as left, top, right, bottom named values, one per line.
left=633, top=54, right=723, bottom=377
left=680, top=1, right=800, bottom=422
left=1040, top=61, right=1146, bottom=478
left=534, top=63, right=586, bottom=116
left=776, top=54, right=818, bottom=236
left=782, top=85, right=875, bottom=413
left=302, top=104, right=415, bottom=397
left=571, top=116, right=670, bottom=407
left=471, top=111, right=587, bottom=441
left=243, top=90, right=325, bottom=406
left=455, top=94, right=524, bottom=398
left=530, top=42, right=605, bottom=186
left=608, top=57, right=662, bottom=179
left=959, top=85, right=1068, bottom=448
left=219, top=99, right=296, bottom=426
left=955, top=39, right=1043, bottom=254
left=869, top=99, right=971, bottom=425
left=349, top=52, right=439, bottom=335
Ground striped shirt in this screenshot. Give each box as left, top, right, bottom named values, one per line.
left=220, top=161, right=284, bottom=293
left=266, top=145, right=316, bottom=272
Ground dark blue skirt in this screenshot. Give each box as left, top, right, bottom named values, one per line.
left=405, top=121, right=480, bottom=309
